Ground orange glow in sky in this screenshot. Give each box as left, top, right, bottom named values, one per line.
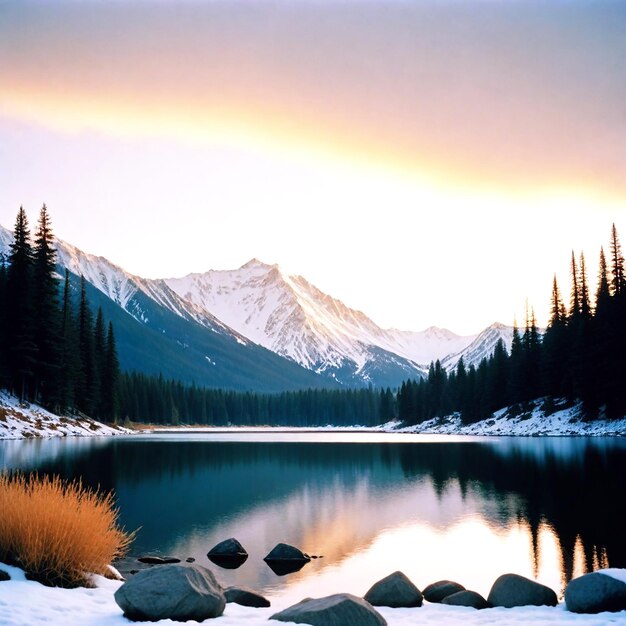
left=1, top=1, right=624, bottom=333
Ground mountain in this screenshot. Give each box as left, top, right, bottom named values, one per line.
left=165, top=260, right=512, bottom=385
left=440, top=322, right=515, bottom=371
left=1, top=223, right=514, bottom=389
left=164, top=260, right=429, bottom=386
left=0, top=225, right=332, bottom=392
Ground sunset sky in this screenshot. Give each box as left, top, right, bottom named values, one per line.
left=1, top=0, right=625, bottom=334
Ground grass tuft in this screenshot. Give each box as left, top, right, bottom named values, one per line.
left=0, top=472, right=134, bottom=587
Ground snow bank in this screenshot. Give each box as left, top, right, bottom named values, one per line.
left=397, top=401, right=626, bottom=437
left=0, top=562, right=624, bottom=626
left=0, top=391, right=131, bottom=440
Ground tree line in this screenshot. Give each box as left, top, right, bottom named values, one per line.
left=397, top=225, right=626, bottom=425
left=118, top=371, right=395, bottom=427
left=0, top=206, right=121, bottom=421
left=1, top=206, right=624, bottom=428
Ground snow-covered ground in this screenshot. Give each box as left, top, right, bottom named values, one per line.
left=0, top=562, right=625, bottom=626
left=2, top=390, right=625, bottom=440
left=0, top=391, right=131, bottom=440
left=396, top=401, right=626, bottom=437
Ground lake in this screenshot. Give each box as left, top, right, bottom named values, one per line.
left=1, top=432, right=624, bottom=605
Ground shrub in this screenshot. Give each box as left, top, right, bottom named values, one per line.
left=0, top=473, right=134, bottom=587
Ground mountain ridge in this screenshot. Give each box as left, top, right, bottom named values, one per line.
left=1, top=224, right=514, bottom=388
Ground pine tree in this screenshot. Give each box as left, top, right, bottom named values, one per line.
left=6, top=207, right=36, bottom=399
left=59, top=269, right=78, bottom=412
left=507, top=319, right=523, bottom=404
left=93, top=307, right=106, bottom=418
left=607, top=225, right=626, bottom=416
left=543, top=275, right=568, bottom=398
left=101, top=322, right=121, bottom=423
left=32, top=204, right=61, bottom=408
left=569, top=251, right=580, bottom=317
left=76, top=275, right=96, bottom=415
left=609, top=223, right=625, bottom=297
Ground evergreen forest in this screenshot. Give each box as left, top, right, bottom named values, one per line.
left=397, top=225, right=626, bottom=425
left=1, top=206, right=624, bottom=428
left=0, top=206, right=121, bottom=421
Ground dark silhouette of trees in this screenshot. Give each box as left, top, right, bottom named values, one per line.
left=398, top=226, right=626, bottom=424
left=0, top=206, right=120, bottom=422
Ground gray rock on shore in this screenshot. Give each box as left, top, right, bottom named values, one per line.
left=271, top=593, right=387, bottom=626
left=565, top=571, right=626, bottom=614
left=114, top=563, right=225, bottom=622
left=441, top=590, right=489, bottom=609
left=364, top=571, right=423, bottom=608
left=225, top=585, right=271, bottom=608
left=422, top=580, right=465, bottom=603
left=487, top=573, right=557, bottom=608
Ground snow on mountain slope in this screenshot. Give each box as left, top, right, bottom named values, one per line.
left=441, top=322, right=514, bottom=371
left=166, top=259, right=428, bottom=383
left=383, top=326, right=478, bottom=365
left=165, top=259, right=493, bottom=385
left=0, top=224, right=242, bottom=340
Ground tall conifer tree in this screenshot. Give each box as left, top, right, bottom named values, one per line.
left=32, top=204, right=61, bottom=407
left=6, top=207, right=36, bottom=399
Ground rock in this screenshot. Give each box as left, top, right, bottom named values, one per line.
left=208, top=538, right=247, bottom=558
left=207, top=538, right=248, bottom=569
left=265, top=559, right=309, bottom=576
left=264, top=543, right=311, bottom=576
left=0, top=569, right=10, bottom=582
left=442, top=590, right=489, bottom=609
left=225, top=586, right=271, bottom=608
left=364, top=571, right=423, bottom=608
left=264, top=543, right=311, bottom=563
left=488, top=573, right=557, bottom=608
left=565, top=572, right=626, bottom=614
left=114, top=563, right=225, bottom=622
left=186, top=557, right=195, bottom=563
left=137, top=555, right=181, bottom=565
left=271, top=593, right=387, bottom=626
left=423, top=580, right=466, bottom=603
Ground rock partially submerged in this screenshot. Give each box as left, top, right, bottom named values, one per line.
left=264, top=543, right=311, bottom=576
left=225, top=585, right=271, bottom=608
left=442, top=590, right=489, bottom=609
left=422, top=580, right=465, bottom=603
left=271, top=593, right=387, bottom=626
left=137, top=556, right=181, bottom=565
left=488, top=573, right=557, bottom=608
left=565, top=571, right=626, bottom=614
left=207, top=538, right=248, bottom=569
left=364, top=571, right=423, bottom=608
left=0, top=569, right=10, bottom=582
left=114, top=563, right=225, bottom=622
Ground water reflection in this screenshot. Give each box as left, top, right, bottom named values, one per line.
left=0, top=434, right=623, bottom=603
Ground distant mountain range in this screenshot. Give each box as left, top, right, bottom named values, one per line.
left=0, top=224, right=513, bottom=390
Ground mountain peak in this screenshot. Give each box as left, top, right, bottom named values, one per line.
left=240, top=258, right=278, bottom=271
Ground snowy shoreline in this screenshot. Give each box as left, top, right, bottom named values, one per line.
left=1, top=561, right=626, bottom=626
left=0, top=391, right=131, bottom=440
left=2, top=391, right=625, bottom=440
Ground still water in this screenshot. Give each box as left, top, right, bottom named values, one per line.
left=1, top=433, right=624, bottom=603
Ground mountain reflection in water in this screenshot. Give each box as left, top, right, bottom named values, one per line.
left=1, top=433, right=624, bottom=602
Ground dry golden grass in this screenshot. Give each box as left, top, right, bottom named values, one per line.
left=0, top=473, right=134, bottom=587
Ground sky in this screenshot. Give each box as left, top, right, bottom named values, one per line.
left=1, top=0, right=625, bottom=335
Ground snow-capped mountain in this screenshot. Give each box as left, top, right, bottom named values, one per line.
left=1, top=222, right=514, bottom=388
left=441, top=322, right=514, bottom=371
left=0, top=224, right=330, bottom=392
left=165, top=259, right=429, bottom=386
left=165, top=259, right=512, bottom=384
